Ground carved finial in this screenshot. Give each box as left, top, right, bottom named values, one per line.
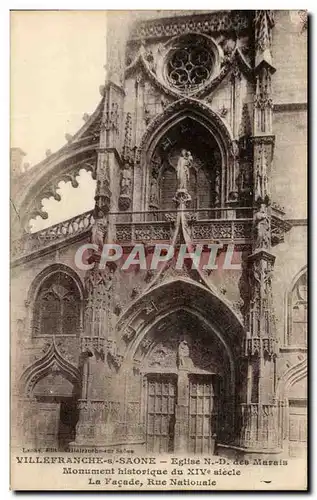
left=65, top=133, right=73, bottom=144
left=254, top=10, right=275, bottom=69
left=99, top=85, right=105, bottom=97
left=82, top=113, right=90, bottom=122
left=45, top=149, right=52, bottom=157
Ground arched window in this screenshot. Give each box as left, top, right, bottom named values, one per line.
left=149, top=117, right=222, bottom=215
left=287, top=270, right=307, bottom=346
left=33, top=272, right=81, bottom=336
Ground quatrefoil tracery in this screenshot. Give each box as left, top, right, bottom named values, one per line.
left=167, top=44, right=213, bottom=91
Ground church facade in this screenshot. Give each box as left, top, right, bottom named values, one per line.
left=11, top=10, right=307, bottom=459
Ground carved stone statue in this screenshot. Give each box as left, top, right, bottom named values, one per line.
left=149, top=177, right=159, bottom=206
left=255, top=147, right=269, bottom=200
left=120, top=166, right=132, bottom=196
left=254, top=203, right=270, bottom=249
left=91, top=219, right=107, bottom=250
left=177, top=337, right=193, bottom=369
left=176, top=149, right=192, bottom=191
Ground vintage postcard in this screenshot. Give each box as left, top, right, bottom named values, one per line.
left=10, top=10, right=308, bottom=491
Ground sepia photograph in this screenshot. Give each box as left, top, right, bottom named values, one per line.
left=10, top=9, right=308, bottom=491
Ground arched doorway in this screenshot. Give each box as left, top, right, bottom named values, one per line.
left=19, top=340, right=81, bottom=451
left=136, top=310, right=231, bottom=454
left=287, top=376, right=307, bottom=458
left=117, top=278, right=243, bottom=454
left=276, top=358, right=307, bottom=458
left=32, top=373, right=79, bottom=451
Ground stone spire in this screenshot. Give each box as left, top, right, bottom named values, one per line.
left=254, top=10, right=275, bottom=70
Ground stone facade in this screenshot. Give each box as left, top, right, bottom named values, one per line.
left=11, top=10, right=307, bottom=458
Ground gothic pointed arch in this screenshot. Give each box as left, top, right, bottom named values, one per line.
left=135, top=97, right=236, bottom=212
left=116, top=277, right=245, bottom=360
left=136, top=97, right=233, bottom=165
left=27, top=263, right=85, bottom=304
left=20, top=338, right=81, bottom=398
left=276, top=357, right=307, bottom=400
left=27, top=263, right=85, bottom=337
left=114, top=277, right=246, bottom=448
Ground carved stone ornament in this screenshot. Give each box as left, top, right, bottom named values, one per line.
left=129, top=12, right=251, bottom=42
left=119, top=165, right=133, bottom=211
left=253, top=203, right=270, bottom=250
left=254, top=10, right=275, bottom=66
left=91, top=218, right=108, bottom=251
left=102, top=102, right=119, bottom=132
left=173, top=189, right=192, bottom=208
left=262, top=337, right=277, bottom=358
left=12, top=210, right=95, bottom=262
left=122, top=326, right=136, bottom=343
left=244, top=337, right=261, bottom=357
left=106, top=338, right=123, bottom=368
left=165, top=35, right=215, bottom=93
left=24, top=163, right=95, bottom=224
left=135, top=98, right=233, bottom=166
left=177, top=338, right=194, bottom=370
left=244, top=337, right=276, bottom=358
left=81, top=336, right=105, bottom=356
left=175, top=149, right=192, bottom=191
left=127, top=31, right=250, bottom=103
left=122, top=112, right=133, bottom=164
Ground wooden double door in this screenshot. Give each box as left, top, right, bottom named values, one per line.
left=145, top=373, right=220, bottom=454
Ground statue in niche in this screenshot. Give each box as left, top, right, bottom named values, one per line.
left=255, top=147, right=269, bottom=200
left=177, top=337, right=193, bottom=369
left=120, top=166, right=132, bottom=196
left=176, top=149, right=193, bottom=192
left=254, top=203, right=270, bottom=249
left=149, top=176, right=159, bottom=207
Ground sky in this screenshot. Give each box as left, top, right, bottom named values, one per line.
left=11, top=11, right=108, bottom=231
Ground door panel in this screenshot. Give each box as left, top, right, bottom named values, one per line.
left=146, top=375, right=177, bottom=453
left=289, top=399, right=307, bottom=458
left=34, top=402, right=60, bottom=449
left=189, top=376, right=218, bottom=454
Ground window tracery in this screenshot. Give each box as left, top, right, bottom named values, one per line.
left=167, top=43, right=213, bottom=92
left=164, top=35, right=217, bottom=94
left=33, top=272, right=81, bottom=337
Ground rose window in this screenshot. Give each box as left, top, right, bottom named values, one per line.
left=166, top=37, right=214, bottom=92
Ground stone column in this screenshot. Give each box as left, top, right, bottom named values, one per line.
left=239, top=11, right=279, bottom=452
left=74, top=267, right=114, bottom=446
left=227, top=62, right=242, bottom=208
left=174, top=369, right=190, bottom=453
left=74, top=28, right=125, bottom=443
